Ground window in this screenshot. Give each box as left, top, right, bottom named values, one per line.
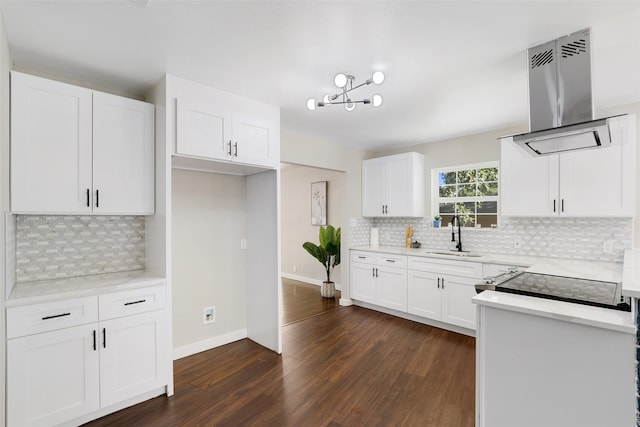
left=433, top=162, right=499, bottom=228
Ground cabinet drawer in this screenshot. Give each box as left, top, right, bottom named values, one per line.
left=408, top=256, right=482, bottom=278
left=351, top=250, right=378, bottom=265
left=7, top=296, right=98, bottom=339
left=375, top=254, right=407, bottom=268
left=99, top=285, right=166, bottom=320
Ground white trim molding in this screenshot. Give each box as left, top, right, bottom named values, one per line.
left=172, top=329, right=247, bottom=360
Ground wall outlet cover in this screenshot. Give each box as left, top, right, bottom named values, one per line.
left=203, top=306, right=216, bottom=324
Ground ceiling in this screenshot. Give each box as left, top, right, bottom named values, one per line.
left=1, top=1, right=640, bottom=152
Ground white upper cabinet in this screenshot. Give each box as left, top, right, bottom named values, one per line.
left=175, top=81, right=279, bottom=169
left=501, top=116, right=636, bottom=217
left=93, top=92, right=155, bottom=214
left=11, top=71, right=155, bottom=215
left=176, top=98, right=232, bottom=160
left=11, top=71, right=93, bottom=213
left=362, top=152, right=425, bottom=217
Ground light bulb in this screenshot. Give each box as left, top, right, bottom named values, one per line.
left=334, top=73, right=347, bottom=88
left=372, top=71, right=385, bottom=85
left=345, top=100, right=356, bottom=112
left=372, top=94, right=383, bottom=107
left=323, top=94, right=332, bottom=104
left=306, top=98, right=317, bottom=111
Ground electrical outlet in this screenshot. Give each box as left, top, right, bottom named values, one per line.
left=203, top=306, right=216, bottom=324
left=240, top=239, right=247, bottom=250
left=513, top=240, right=521, bottom=249
left=603, top=240, right=614, bottom=254
left=293, top=266, right=297, bottom=273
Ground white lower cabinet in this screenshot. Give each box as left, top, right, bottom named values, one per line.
left=7, top=285, right=168, bottom=427
left=350, top=251, right=407, bottom=312
left=408, top=257, right=481, bottom=330
left=7, top=323, right=100, bottom=427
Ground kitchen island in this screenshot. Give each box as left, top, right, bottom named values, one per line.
left=473, top=260, right=635, bottom=427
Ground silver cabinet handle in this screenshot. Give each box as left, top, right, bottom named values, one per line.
left=437, top=278, right=440, bottom=289
left=234, top=142, right=238, bottom=157
left=227, top=140, right=232, bottom=156
left=441, top=278, right=445, bottom=289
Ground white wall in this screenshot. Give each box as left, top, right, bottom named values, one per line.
left=280, top=164, right=344, bottom=285
left=171, top=169, right=248, bottom=351
left=0, top=9, right=12, bottom=427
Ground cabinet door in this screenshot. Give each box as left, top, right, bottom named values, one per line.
left=500, top=138, right=559, bottom=216
left=559, top=141, right=635, bottom=216
left=407, top=270, right=441, bottom=321
left=93, top=92, right=155, bottom=214
left=232, top=113, right=278, bottom=168
left=375, top=265, right=408, bottom=312
left=351, top=262, right=376, bottom=303
left=11, top=71, right=93, bottom=213
left=362, top=159, right=386, bottom=217
left=7, top=324, right=100, bottom=427
left=99, top=310, right=169, bottom=407
left=441, top=275, right=477, bottom=330
left=176, top=97, right=232, bottom=160
left=386, top=154, right=417, bottom=216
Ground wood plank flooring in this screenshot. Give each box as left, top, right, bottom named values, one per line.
left=83, top=306, right=475, bottom=427
left=281, top=278, right=341, bottom=325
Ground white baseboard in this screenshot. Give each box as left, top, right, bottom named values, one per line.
left=281, top=272, right=342, bottom=290
left=173, top=329, right=247, bottom=360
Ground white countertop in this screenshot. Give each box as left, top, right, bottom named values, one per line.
left=622, top=249, right=640, bottom=298
left=350, top=246, right=623, bottom=281
left=350, top=245, right=541, bottom=267
left=472, top=291, right=635, bottom=334
left=7, top=270, right=166, bottom=307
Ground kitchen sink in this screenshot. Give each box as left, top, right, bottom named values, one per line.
left=423, top=250, right=483, bottom=258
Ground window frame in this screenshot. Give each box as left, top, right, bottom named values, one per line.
left=431, top=161, right=500, bottom=229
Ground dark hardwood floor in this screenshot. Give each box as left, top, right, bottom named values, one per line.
left=84, top=306, right=475, bottom=427
left=281, top=278, right=341, bottom=325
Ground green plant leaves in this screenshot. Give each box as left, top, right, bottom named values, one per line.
left=302, top=225, right=341, bottom=282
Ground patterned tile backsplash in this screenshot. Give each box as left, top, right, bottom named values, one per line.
left=15, top=215, right=146, bottom=283
left=350, top=216, right=631, bottom=263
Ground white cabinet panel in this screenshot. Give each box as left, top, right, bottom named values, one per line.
left=233, top=113, right=278, bottom=167
left=10, top=71, right=155, bottom=214
left=407, top=270, right=441, bottom=320
left=376, top=265, right=407, bottom=312
left=500, top=139, right=558, bottom=217
left=7, top=323, right=100, bottom=427
left=100, top=311, right=169, bottom=407
left=362, top=159, right=386, bottom=217
left=351, top=262, right=376, bottom=304
left=176, top=97, right=231, bottom=160
left=11, top=71, right=93, bottom=213
left=93, top=92, right=155, bottom=214
left=559, top=143, right=634, bottom=216
left=175, top=95, right=279, bottom=169
left=362, top=152, right=424, bottom=217
left=441, top=276, right=477, bottom=329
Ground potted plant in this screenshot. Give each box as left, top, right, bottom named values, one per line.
left=433, top=215, right=442, bottom=228
left=302, top=225, right=341, bottom=298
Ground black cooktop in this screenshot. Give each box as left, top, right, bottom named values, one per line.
left=495, top=272, right=631, bottom=312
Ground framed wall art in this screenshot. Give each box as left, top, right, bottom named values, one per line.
left=311, top=181, right=327, bottom=226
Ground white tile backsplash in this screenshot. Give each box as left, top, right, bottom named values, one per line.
left=349, top=216, right=631, bottom=263
left=15, top=215, right=146, bottom=283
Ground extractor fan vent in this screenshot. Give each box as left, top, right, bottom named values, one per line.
left=561, top=39, right=587, bottom=58
left=530, top=49, right=554, bottom=69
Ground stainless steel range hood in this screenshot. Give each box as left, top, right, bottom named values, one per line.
left=509, top=28, right=627, bottom=156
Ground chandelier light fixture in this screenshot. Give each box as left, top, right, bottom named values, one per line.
left=307, top=71, right=385, bottom=112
